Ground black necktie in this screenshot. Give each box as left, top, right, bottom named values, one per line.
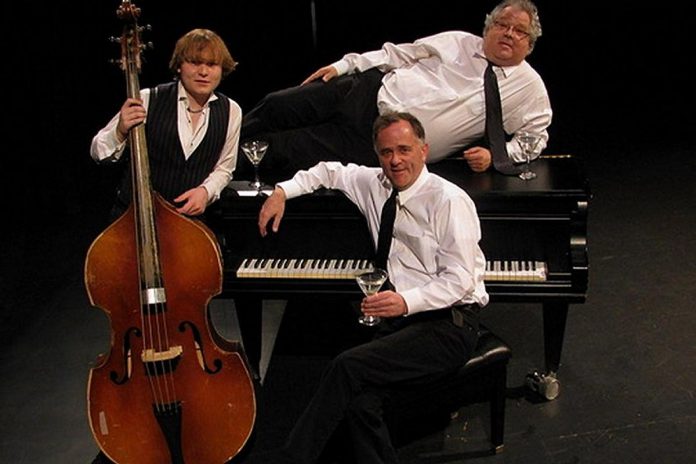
left=375, top=188, right=398, bottom=271
left=484, top=61, right=519, bottom=175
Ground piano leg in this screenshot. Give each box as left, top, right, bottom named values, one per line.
left=526, top=302, right=568, bottom=400
left=234, top=296, right=263, bottom=380
left=543, top=301, right=568, bottom=374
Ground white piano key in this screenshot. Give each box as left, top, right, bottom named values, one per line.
left=236, top=257, right=547, bottom=282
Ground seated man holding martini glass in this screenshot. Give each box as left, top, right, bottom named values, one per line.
left=257, top=111, right=489, bottom=464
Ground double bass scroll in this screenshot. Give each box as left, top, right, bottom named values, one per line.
left=85, top=2, right=255, bottom=463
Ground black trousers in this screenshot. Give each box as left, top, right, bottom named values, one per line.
left=239, top=69, right=385, bottom=177
left=282, top=307, right=479, bottom=464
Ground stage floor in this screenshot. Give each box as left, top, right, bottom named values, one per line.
left=2, top=145, right=694, bottom=463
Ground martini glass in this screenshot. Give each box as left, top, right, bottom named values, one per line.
left=355, top=268, right=388, bottom=326
left=516, top=131, right=539, bottom=181
left=240, top=140, right=269, bottom=191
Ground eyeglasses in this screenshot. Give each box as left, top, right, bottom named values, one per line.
left=492, top=20, right=530, bottom=41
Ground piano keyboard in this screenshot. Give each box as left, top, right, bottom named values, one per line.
left=237, top=258, right=547, bottom=282
left=484, top=260, right=547, bottom=282
left=237, top=258, right=373, bottom=280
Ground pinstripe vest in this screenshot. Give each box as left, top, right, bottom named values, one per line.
left=116, top=81, right=230, bottom=207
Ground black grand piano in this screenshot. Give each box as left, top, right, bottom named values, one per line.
left=208, top=155, right=589, bottom=397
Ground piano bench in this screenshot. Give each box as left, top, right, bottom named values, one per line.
left=385, top=327, right=512, bottom=454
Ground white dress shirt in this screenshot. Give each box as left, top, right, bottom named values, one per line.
left=332, top=31, right=552, bottom=163
left=90, top=81, right=241, bottom=203
left=278, top=162, right=489, bottom=314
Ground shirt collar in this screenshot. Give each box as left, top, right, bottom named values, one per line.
left=473, top=50, right=523, bottom=79
left=379, top=166, right=430, bottom=206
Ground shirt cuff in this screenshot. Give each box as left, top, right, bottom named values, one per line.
left=276, top=179, right=303, bottom=199
left=399, top=288, right=427, bottom=316
left=331, top=59, right=350, bottom=76
left=200, top=183, right=215, bottom=203
left=109, top=128, right=127, bottom=153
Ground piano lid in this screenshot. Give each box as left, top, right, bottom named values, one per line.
left=428, top=156, right=590, bottom=213
left=217, top=155, right=590, bottom=216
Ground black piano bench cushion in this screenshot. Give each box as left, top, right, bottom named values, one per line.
left=384, top=326, right=512, bottom=454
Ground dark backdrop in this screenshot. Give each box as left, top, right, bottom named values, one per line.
left=3, top=1, right=692, bottom=330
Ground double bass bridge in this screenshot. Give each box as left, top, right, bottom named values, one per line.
left=141, top=346, right=182, bottom=376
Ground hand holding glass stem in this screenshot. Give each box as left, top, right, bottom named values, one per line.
left=356, top=268, right=388, bottom=326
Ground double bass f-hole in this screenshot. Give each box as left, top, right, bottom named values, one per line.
left=84, top=2, right=255, bottom=463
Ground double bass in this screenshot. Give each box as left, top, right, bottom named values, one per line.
left=84, top=2, right=255, bottom=462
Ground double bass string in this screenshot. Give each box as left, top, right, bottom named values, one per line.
left=120, top=0, right=182, bottom=415
left=138, top=247, right=179, bottom=413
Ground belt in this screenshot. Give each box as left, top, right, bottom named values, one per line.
left=406, top=304, right=480, bottom=329
left=451, top=303, right=481, bottom=330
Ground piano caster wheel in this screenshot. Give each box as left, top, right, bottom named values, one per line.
left=525, top=371, right=560, bottom=401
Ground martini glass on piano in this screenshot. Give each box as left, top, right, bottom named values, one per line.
left=241, top=140, right=269, bottom=191
left=516, top=131, right=539, bottom=181
left=355, top=268, right=388, bottom=326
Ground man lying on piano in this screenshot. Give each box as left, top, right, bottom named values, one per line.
left=256, top=111, right=489, bottom=464
left=239, top=0, right=550, bottom=178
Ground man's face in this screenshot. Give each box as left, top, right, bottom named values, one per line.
left=376, top=120, right=428, bottom=191
left=179, top=47, right=223, bottom=101
left=482, top=6, right=532, bottom=66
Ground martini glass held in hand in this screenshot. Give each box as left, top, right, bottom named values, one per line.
left=241, top=140, right=269, bottom=191
left=356, top=268, right=388, bottom=326
left=516, top=131, right=539, bottom=181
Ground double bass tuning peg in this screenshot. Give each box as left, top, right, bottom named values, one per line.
left=135, top=25, right=153, bottom=51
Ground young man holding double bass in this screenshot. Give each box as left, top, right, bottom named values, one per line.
left=90, top=28, right=241, bottom=220
left=88, top=24, right=253, bottom=464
